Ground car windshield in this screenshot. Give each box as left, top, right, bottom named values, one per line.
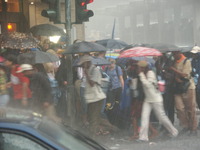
left=38, top=118, right=99, bottom=150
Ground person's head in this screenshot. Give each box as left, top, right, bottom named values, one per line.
left=172, top=51, right=182, bottom=61
left=78, top=55, right=92, bottom=69
left=108, top=58, right=116, bottom=69
left=4, top=54, right=18, bottom=68
left=16, top=64, right=34, bottom=77
left=137, top=60, right=149, bottom=73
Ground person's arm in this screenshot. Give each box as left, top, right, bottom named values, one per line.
left=22, top=82, right=28, bottom=106
left=84, top=68, right=95, bottom=87
left=169, top=67, right=187, bottom=78
left=119, top=75, right=124, bottom=90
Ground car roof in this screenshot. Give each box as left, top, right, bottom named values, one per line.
left=0, top=107, right=43, bottom=127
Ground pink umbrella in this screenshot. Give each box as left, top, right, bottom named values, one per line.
left=119, top=47, right=162, bottom=58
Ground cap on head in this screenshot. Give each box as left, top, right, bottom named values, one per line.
left=137, top=60, right=148, bottom=68
left=78, top=55, right=92, bottom=65
left=16, top=64, right=33, bottom=73
left=190, top=46, right=200, bottom=54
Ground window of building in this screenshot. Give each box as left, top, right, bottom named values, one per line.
left=6, top=0, right=20, bottom=12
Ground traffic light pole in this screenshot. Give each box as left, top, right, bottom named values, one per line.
left=65, top=0, right=75, bottom=126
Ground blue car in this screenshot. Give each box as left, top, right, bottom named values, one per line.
left=0, top=108, right=107, bottom=150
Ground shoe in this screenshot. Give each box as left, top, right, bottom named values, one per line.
left=135, top=139, right=148, bottom=143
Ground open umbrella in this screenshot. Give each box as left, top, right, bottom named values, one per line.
left=95, top=39, right=128, bottom=50
left=30, top=24, right=65, bottom=36
left=149, top=43, right=179, bottom=53
left=63, top=41, right=107, bottom=54
left=0, top=32, right=39, bottom=49
left=73, top=56, right=111, bottom=67
left=17, top=50, right=59, bottom=64
left=119, top=47, right=162, bottom=58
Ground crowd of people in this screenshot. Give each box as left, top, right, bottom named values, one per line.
left=74, top=49, right=200, bottom=141
left=0, top=39, right=200, bottom=142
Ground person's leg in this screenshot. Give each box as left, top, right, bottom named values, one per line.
left=183, top=89, right=197, bottom=132
left=152, top=102, right=178, bottom=137
left=87, top=100, right=104, bottom=135
left=139, top=102, right=152, bottom=141
left=174, top=94, right=189, bottom=129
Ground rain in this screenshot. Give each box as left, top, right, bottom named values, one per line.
left=1, top=0, right=200, bottom=150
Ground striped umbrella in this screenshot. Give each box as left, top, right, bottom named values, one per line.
left=119, top=47, right=162, bottom=58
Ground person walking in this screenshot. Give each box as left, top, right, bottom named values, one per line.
left=78, top=55, right=106, bottom=137
left=136, top=61, right=178, bottom=142
left=170, top=51, right=197, bottom=136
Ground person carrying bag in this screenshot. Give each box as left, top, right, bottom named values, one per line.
left=170, top=51, right=197, bottom=136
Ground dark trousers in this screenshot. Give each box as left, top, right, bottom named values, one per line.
left=87, top=100, right=104, bottom=134
left=163, top=87, right=175, bottom=124
left=107, top=87, right=122, bottom=104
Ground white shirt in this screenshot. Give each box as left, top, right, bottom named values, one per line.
left=138, top=70, right=163, bottom=103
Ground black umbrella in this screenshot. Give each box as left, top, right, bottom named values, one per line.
left=95, top=39, right=128, bottom=50
left=63, top=41, right=107, bottom=54
left=149, top=43, right=179, bottom=53
left=18, top=50, right=59, bottom=64
left=0, top=32, right=39, bottom=49
left=30, top=24, right=65, bottom=36
left=73, top=56, right=111, bottom=67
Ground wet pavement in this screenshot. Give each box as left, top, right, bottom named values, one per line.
left=93, top=111, right=200, bottom=150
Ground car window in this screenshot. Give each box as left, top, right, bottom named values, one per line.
left=39, top=119, right=94, bottom=150
left=0, top=132, right=48, bottom=150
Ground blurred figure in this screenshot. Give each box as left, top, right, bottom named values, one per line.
left=137, top=61, right=178, bottom=142
left=106, top=58, right=124, bottom=104
left=0, top=56, right=9, bottom=107
left=44, top=62, right=61, bottom=106
left=4, top=55, right=31, bottom=109
left=17, top=64, right=60, bottom=121
left=42, top=39, right=51, bottom=52
left=79, top=55, right=106, bottom=136
left=170, top=51, right=197, bottom=136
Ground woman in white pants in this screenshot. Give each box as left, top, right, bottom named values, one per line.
left=137, top=61, right=178, bottom=142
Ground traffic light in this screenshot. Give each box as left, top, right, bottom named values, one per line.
left=41, top=0, right=61, bottom=24
left=7, top=24, right=13, bottom=31
left=7, top=23, right=16, bottom=32
left=75, top=0, right=94, bottom=24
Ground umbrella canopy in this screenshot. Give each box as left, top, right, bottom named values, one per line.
left=63, top=41, right=107, bottom=54
left=0, top=32, right=39, bottom=49
left=119, top=47, right=162, bottom=58
left=117, top=57, right=155, bottom=66
left=73, top=56, right=111, bottom=67
left=120, top=43, right=152, bottom=53
left=17, top=50, right=59, bottom=64
left=30, top=24, right=65, bottom=36
left=105, top=51, right=119, bottom=59
left=95, top=39, right=128, bottom=50
left=149, top=43, right=179, bottom=53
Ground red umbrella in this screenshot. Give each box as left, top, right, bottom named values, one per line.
left=119, top=47, right=162, bottom=58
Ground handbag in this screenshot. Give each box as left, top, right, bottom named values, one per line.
left=173, top=78, right=190, bottom=94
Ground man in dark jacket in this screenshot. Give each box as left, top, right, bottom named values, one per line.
left=18, top=64, right=60, bottom=122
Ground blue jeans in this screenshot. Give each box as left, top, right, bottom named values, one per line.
left=0, top=94, right=10, bottom=107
